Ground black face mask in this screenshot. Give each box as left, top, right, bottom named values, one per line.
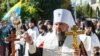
left=48, top=28, right=52, bottom=32
left=97, top=28, right=100, bottom=30
left=94, top=52, right=100, bottom=56
left=86, top=32, right=91, bottom=36
left=57, top=32, right=66, bottom=47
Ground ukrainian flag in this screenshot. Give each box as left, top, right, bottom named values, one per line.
left=2, top=1, right=22, bottom=20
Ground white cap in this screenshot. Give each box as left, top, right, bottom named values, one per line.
left=53, top=9, right=75, bottom=28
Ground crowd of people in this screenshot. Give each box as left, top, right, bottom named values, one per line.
left=0, top=9, right=100, bottom=56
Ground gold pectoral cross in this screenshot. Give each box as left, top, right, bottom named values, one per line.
left=66, top=25, right=84, bottom=49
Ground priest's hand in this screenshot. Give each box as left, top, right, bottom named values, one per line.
left=23, top=32, right=33, bottom=45
left=91, top=47, right=100, bottom=56
left=73, top=49, right=80, bottom=56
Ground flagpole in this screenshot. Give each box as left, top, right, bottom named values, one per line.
left=7, top=0, right=10, bottom=11
left=20, top=0, right=22, bottom=2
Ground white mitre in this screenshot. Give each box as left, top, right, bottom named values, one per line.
left=53, top=9, right=75, bottom=31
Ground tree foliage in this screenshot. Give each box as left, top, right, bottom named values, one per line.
left=0, top=0, right=72, bottom=21
left=29, top=0, right=72, bottom=20
left=0, top=0, right=19, bottom=20
left=76, top=4, right=96, bottom=19
left=0, top=0, right=6, bottom=20
left=29, top=0, right=62, bottom=20
left=21, top=2, right=38, bottom=23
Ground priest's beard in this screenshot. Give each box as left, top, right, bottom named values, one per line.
left=56, top=32, right=66, bottom=47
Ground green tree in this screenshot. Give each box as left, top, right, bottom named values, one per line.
left=0, top=0, right=72, bottom=21
left=85, top=4, right=93, bottom=17
left=29, top=0, right=72, bottom=20
left=21, top=2, right=38, bottom=23
left=61, top=0, right=72, bottom=10
left=76, top=6, right=83, bottom=18
left=0, top=0, right=19, bottom=20
left=76, top=4, right=96, bottom=18
left=0, top=0, right=6, bottom=20
left=29, top=0, right=61, bottom=20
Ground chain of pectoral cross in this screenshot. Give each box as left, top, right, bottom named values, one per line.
left=65, top=25, right=89, bottom=56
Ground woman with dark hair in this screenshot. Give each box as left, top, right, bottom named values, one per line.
left=79, top=20, right=100, bottom=56
left=83, top=20, right=95, bottom=34
left=28, top=18, right=39, bottom=37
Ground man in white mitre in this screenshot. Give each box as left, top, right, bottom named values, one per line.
left=42, top=9, right=81, bottom=56
left=26, top=9, right=84, bottom=56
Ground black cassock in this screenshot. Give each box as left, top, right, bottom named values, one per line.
left=29, top=48, right=43, bottom=56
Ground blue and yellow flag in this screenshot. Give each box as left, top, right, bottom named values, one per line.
left=2, top=1, right=22, bottom=20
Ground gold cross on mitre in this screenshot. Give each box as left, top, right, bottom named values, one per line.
left=66, top=25, right=84, bottom=49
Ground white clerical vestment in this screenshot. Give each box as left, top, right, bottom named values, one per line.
left=36, top=33, right=47, bottom=47
left=43, top=32, right=81, bottom=56
left=79, top=32, right=100, bottom=56
left=14, top=29, right=36, bottom=56
left=24, top=29, right=37, bottom=56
